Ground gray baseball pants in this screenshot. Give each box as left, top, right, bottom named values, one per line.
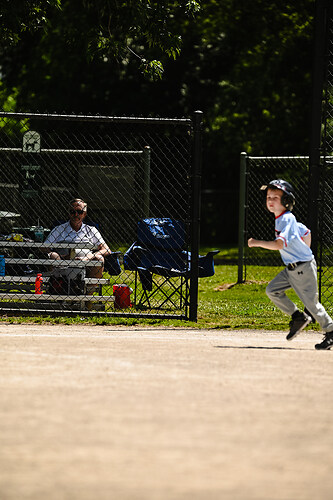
left=266, top=259, right=333, bottom=332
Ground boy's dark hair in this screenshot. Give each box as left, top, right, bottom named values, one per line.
left=261, top=179, right=295, bottom=210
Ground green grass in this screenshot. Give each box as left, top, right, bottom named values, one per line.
left=197, top=264, right=310, bottom=330
left=0, top=256, right=326, bottom=331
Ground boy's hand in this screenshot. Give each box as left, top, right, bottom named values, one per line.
left=248, top=238, right=257, bottom=248
left=248, top=237, right=282, bottom=251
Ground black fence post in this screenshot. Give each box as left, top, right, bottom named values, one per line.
left=189, top=110, right=203, bottom=322
left=142, top=146, right=151, bottom=217
left=308, top=0, right=327, bottom=259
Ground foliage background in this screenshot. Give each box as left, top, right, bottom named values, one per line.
left=0, top=0, right=315, bottom=245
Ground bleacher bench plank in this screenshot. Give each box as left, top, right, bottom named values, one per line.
left=0, top=293, right=114, bottom=302
left=0, top=276, right=110, bottom=284
left=4, top=258, right=102, bottom=267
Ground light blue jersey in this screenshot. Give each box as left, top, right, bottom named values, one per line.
left=275, top=211, right=313, bottom=265
left=297, top=222, right=311, bottom=240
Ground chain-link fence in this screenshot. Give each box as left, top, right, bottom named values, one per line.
left=0, top=112, right=203, bottom=320
left=320, top=0, right=333, bottom=313
left=238, top=151, right=333, bottom=316
left=238, top=154, right=309, bottom=276
left=319, top=162, right=333, bottom=311
left=237, top=2, right=333, bottom=318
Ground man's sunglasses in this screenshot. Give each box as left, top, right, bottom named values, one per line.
left=69, top=208, right=85, bottom=215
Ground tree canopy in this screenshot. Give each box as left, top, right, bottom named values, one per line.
left=0, top=0, right=315, bottom=243
left=0, top=0, right=201, bottom=80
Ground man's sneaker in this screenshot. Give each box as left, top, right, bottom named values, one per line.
left=287, top=312, right=311, bottom=340
left=315, top=333, right=333, bottom=350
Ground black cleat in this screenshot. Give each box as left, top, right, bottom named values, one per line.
left=315, top=333, right=333, bottom=350
left=304, top=307, right=316, bottom=324
left=287, top=312, right=311, bottom=340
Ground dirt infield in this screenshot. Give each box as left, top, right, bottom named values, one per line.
left=0, top=324, right=332, bottom=500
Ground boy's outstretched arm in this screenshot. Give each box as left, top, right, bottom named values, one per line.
left=248, top=238, right=284, bottom=251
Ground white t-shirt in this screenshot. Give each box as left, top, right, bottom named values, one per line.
left=44, top=222, right=106, bottom=257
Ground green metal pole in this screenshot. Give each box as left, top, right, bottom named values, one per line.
left=238, top=152, right=247, bottom=283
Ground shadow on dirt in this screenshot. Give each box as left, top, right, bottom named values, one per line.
left=214, top=345, right=308, bottom=350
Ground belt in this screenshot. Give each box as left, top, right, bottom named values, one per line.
left=287, top=261, right=308, bottom=270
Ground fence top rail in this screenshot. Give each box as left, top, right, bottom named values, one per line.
left=0, top=147, right=145, bottom=155
left=0, top=111, right=192, bottom=126
left=247, top=155, right=309, bottom=160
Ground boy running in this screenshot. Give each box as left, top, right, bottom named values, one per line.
left=248, top=179, right=333, bottom=350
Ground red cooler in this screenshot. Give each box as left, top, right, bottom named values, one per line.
left=113, top=284, right=132, bottom=309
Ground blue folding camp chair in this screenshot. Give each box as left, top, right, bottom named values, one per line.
left=124, top=218, right=219, bottom=309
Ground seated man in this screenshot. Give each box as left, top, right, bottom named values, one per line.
left=44, top=198, right=111, bottom=284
